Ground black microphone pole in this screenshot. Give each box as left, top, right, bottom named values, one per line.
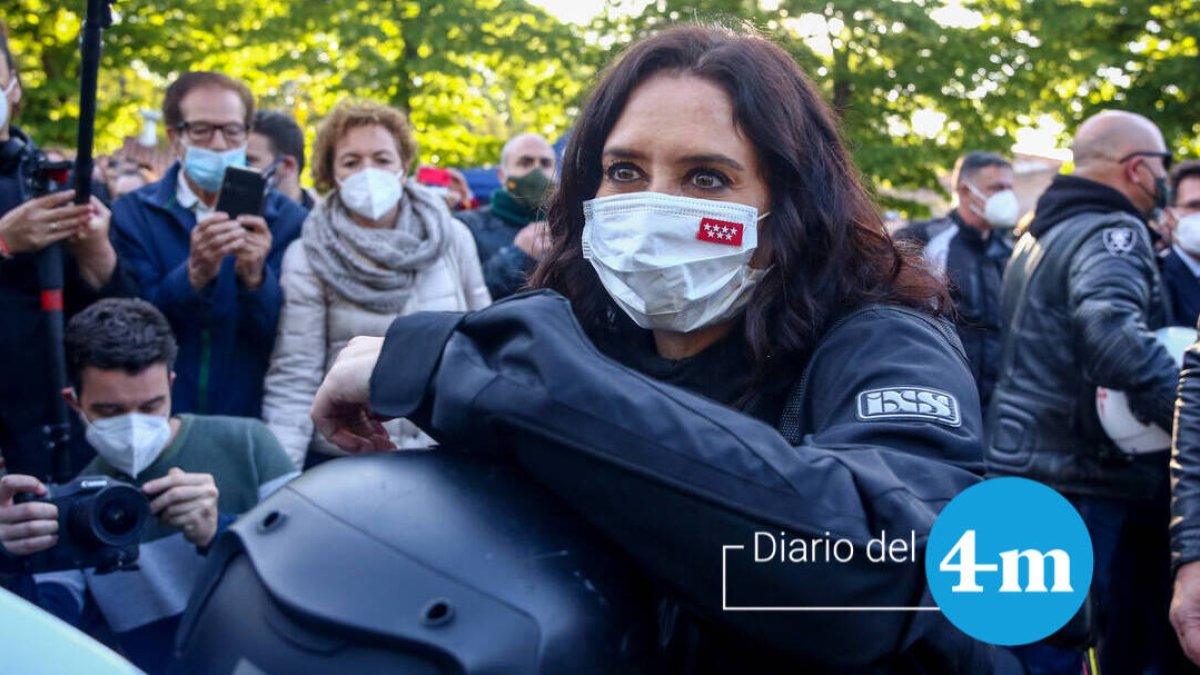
left=36, top=0, right=112, bottom=483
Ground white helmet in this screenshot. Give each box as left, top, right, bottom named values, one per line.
left=1096, top=326, right=1195, bottom=455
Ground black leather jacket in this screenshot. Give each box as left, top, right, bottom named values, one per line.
left=985, top=175, right=1177, bottom=499
left=369, top=291, right=1021, bottom=672
left=895, top=211, right=1012, bottom=409
left=1172, top=328, right=1200, bottom=569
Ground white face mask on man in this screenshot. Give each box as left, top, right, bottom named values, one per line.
left=1176, top=213, right=1200, bottom=256
left=0, top=78, right=18, bottom=131
left=338, top=167, right=404, bottom=221
left=966, top=183, right=1020, bottom=228
left=582, top=191, right=769, bottom=334
left=82, top=412, right=172, bottom=478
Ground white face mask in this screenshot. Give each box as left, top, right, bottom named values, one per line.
left=582, top=192, right=769, bottom=333
left=967, top=183, right=1020, bottom=228
left=338, top=167, right=404, bottom=221
left=0, top=78, right=18, bottom=131
left=1176, top=213, right=1200, bottom=256
left=83, top=412, right=172, bottom=478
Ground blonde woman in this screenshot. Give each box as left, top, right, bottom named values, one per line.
left=263, top=100, right=490, bottom=468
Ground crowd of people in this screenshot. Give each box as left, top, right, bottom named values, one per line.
left=0, top=15, right=1199, bottom=675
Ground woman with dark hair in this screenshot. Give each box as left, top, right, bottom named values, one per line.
left=310, top=24, right=1016, bottom=672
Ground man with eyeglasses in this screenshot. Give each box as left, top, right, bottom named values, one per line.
left=986, top=110, right=1187, bottom=674
left=112, top=72, right=307, bottom=419
left=1159, top=160, right=1200, bottom=327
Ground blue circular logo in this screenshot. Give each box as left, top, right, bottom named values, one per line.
left=925, top=477, right=1093, bottom=646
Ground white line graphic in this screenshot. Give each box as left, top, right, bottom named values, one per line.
left=721, top=545, right=942, bottom=612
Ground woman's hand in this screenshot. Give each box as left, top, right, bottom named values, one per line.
left=0, top=191, right=91, bottom=255
left=311, top=336, right=396, bottom=453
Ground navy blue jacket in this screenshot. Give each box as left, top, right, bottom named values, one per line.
left=367, top=291, right=1016, bottom=672
left=111, top=163, right=306, bottom=417
left=457, top=204, right=536, bottom=300
left=1162, top=249, right=1200, bottom=327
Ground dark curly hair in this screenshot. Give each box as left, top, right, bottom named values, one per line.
left=66, top=298, right=178, bottom=392
left=530, top=24, right=949, bottom=385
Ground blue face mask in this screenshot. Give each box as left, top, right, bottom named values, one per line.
left=183, top=144, right=246, bottom=192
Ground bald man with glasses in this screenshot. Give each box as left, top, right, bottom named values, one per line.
left=986, top=110, right=1187, bottom=674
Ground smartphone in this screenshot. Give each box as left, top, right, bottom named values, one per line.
left=215, top=166, right=267, bottom=221
left=416, top=166, right=453, bottom=197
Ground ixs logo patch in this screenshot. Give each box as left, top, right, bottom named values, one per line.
left=856, top=386, right=961, bottom=427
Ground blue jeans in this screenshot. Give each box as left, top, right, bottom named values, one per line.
left=1012, top=484, right=1193, bottom=674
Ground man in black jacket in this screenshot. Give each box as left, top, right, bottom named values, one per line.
left=895, top=151, right=1018, bottom=409
left=986, top=110, right=1185, bottom=674
left=458, top=133, right=555, bottom=299
left=0, top=28, right=139, bottom=480
left=1171, top=326, right=1200, bottom=667
left=1160, top=160, right=1200, bottom=327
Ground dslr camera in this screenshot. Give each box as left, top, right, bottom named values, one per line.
left=26, top=154, right=73, bottom=198
left=12, top=475, right=150, bottom=574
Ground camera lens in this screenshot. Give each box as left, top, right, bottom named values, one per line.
left=70, top=484, right=149, bottom=548
left=99, top=501, right=138, bottom=537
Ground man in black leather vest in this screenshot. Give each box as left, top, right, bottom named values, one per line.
left=986, top=111, right=1187, bottom=674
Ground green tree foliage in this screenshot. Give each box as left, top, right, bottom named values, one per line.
left=5, top=0, right=1198, bottom=201
left=596, top=0, right=1197, bottom=209
left=6, top=0, right=592, bottom=172
left=971, top=0, right=1199, bottom=159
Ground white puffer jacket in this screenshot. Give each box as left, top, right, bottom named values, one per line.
left=262, top=217, right=491, bottom=468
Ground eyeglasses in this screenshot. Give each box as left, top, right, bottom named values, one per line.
left=1117, top=151, right=1174, bottom=172
left=176, top=121, right=248, bottom=145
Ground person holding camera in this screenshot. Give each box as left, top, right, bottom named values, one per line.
left=0, top=24, right=139, bottom=480
left=112, top=71, right=308, bottom=419
left=0, top=298, right=297, bottom=675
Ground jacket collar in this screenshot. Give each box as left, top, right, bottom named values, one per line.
left=1028, top=174, right=1145, bottom=238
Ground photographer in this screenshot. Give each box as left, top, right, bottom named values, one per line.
left=0, top=23, right=139, bottom=479
left=0, top=298, right=297, bottom=674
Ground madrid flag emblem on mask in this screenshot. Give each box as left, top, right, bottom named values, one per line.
left=697, top=218, right=744, bottom=246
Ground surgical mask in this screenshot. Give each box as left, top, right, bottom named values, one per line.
left=83, top=412, right=171, bottom=478
left=967, top=183, right=1020, bottom=228
left=183, top=144, right=246, bottom=193
left=1176, top=213, right=1200, bottom=256
left=339, top=167, right=404, bottom=221
left=506, top=168, right=551, bottom=211
left=582, top=192, right=769, bottom=333
left=0, top=78, right=16, bottom=131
